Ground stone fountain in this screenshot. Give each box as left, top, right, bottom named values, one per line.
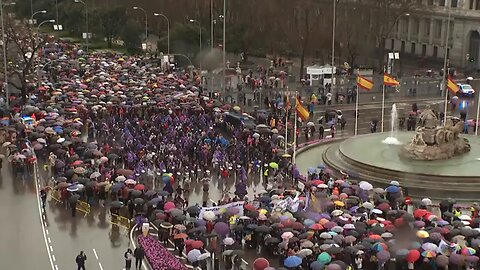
left=401, top=109, right=471, bottom=160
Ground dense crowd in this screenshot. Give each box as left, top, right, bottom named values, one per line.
left=3, top=40, right=480, bottom=270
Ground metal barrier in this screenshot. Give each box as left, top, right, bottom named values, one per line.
left=109, top=213, right=131, bottom=230
left=49, top=189, right=62, bottom=204
left=76, top=200, right=91, bottom=217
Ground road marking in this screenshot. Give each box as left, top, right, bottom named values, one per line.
left=93, top=248, right=99, bottom=260
left=47, top=237, right=51, bottom=244
left=98, top=262, right=104, bottom=270
left=92, top=248, right=104, bottom=270
left=33, top=164, right=57, bottom=270
left=52, top=255, right=56, bottom=262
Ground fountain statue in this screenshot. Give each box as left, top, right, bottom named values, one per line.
left=401, top=109, right=471, bottom=160
left=382, top=104, right=402, bottom=145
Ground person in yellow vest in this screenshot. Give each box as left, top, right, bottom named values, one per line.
left=453, top=207, right=462, bottom=219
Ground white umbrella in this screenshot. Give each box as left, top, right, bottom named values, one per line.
left=359, top=181, right=373, bottom=191
left=363, top=202, right=374, bottom=210
left=296, top=249, right=313, bottom=258
left=57, top=138, right=66, bottom=143
left=307, top=122, right=315, bottom=127
left=115, top=175, right=126, bottom=182
left=223, top=237, right=235, bottom=246
left=37, top=138, right=46, bottom=144
left=422, top=198, right=432, bottom=206
left=197, top=253, right=210, bottom=261
left=187, top=249, right=201, bottom=262
left=281, top=232, right=294, bottom=240
left=2, top=142, right=11, bottom=147
left=459, top=215, right=472, bottom=221
left=90, top=172, right=101, bottom=179
left=203, top=210, right=216, bottom=221
left=390, top=180, right=400, bottom=186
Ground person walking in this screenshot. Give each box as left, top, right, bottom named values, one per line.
left=124, top=248, right=133, bottom=270
left=75, top=251, right=87, bottom=270
left=134, top=246, right=145, bottom=269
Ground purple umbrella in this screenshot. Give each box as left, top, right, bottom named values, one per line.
left=214, top=222, right=230, bottom=237
left=436, top=255, right=449, bottom=268
left=326, top=263, right=342, bottom=270
left=449, top=253, right=465, bottom=266
left=377, top=251, right=391, bottom=263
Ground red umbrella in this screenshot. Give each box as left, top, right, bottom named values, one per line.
left=413, top=209, right=429, bottom=219
left=311, top=180, right=324, bottom=186
left=244, top=204, right=256, bottom=212
left=377, top=203, right=391, bottom=212
left=309, top=224, right=324, bottom=231
left=134, top=184, right=145, bottom=191
left=191, top=240, right=204, bottom=249
left=164, top=201, right=175, bottom=211
left=253, top=258, right=270, bottom=270
left=71, top=160, right=83, bottom=166
left=406, top=250, right=420, bottom=263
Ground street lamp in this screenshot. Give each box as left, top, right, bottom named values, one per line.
left=74, top=0, right=88, bottom=53
left=133, top=6, right=148, bottom=48
left=36, top=19, right=55, bottom=89
left=189, top=19, right=202, bottom=71
left=30, top=10, right=46, bottom=25
left=331, top=0, right=337, bottom=91
left=0, top=1, right=15, bottom=106
left=153, top=12, right=169, bottom=55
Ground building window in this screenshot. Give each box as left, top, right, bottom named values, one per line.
left=411, top=43, right=416, bottom=54
left=434, top=19, right=442, bottom=39
left=477, top=0, right=480, bottom=10
left=470, top=0, right=475, bottom=9
left=428, top=0, right=434, bottom=5
left=439, top=0, right=445, bottom=6
left=424, top=19, right=431, bottom=37
left=451, top=0, right=458, bottom=7
left=433, top=46, right=438, bottom=58
left=402, top=18, right=408, bottom=34
left=401, top=41, right=406, bottom=53
left=391, top=39, right=395, bottom=50
left=422, top=44, right=427, bottom=56
left=412, top=18, right=420, bottom=36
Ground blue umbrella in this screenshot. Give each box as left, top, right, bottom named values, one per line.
left=284, top=256, right=302, bottom=268
left=307, top=167, right=316, bottom=174
left=111, top=182, right=124, bottom=192
left=162, top=175, right=170, bottom=184
left=317, top=164, right=326, bottom=169
left=386, top=185, right=400, bottom=193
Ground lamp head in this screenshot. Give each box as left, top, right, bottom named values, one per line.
left=48, top=19, right=55, bottom=23
left=154, top=13, right=159, bottom=16
left=405, top=13, right=410, bottom=16
left=74, top=0, right=80, bottom=2
left=133, top=6, right=139, bottom=10
left=40, top=10, right=47, bottom=14
left=189, top=19, right=195, bottom=23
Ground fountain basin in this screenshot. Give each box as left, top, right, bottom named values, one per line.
left=316, top=132, right=480, bottom=200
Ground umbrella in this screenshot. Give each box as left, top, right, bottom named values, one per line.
left=317, top=252, right=332, bottom=264
left=253, top=258, right=270, bottom=270
left=406, top=250, right=421, bottom=263
left=110, top=201, right=124, bottom=209
left=284, top=256, right=302, bottom=268
left=191, top=240, right=204, bottom=249
left=203, top=210, right=216, bottom=221
left=187, top=249, right=201, bottom=262
left=174, top=233, right=188, bottom=239
left=223, top=237, right=235, bottom=246
left=296, top=249, right=313, bottom=258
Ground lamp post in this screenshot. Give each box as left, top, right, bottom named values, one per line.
left=222, top=0, right=226, bottom=93
left=189, top=19, right=202, bottom=72
left=30, top=10, right=46, bottom=24
left=153, top=13, right=169, bottom=55
left=36, top=19, right=55, bottom=89
left=0, top=1, right=15, bottom=106
left=331, top=0, right=337, bottom=91
left=74, top=0, right=88, bottom=53
left=133, top=6, right=148, bottom=49
left=442, top=3, right=452, bottom=125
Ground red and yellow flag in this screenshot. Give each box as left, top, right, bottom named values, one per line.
left=384, top=73, right=400, bottom=86
left=447, top=76, right=459, bottom=94
left=357, top=76, right=374, bottom=91
left=295, top=97, right=309, bottom=121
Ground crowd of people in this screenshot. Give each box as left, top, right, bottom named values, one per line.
left=3, top=39, right=480, bottom=270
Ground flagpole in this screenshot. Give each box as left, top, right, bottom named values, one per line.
left=476, top=90, right=480, bottom=136
left=285, top=88, right=289, bottom=152
left=293, top=91, right=298, bottom=164
left=381, top=67, right=386, bottom=133
left=355, top=85, right=359, bottom=136
left=442, top=5, right=452, bottom=126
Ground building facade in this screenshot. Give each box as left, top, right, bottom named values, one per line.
left=389, top=0, right=480, bottom=70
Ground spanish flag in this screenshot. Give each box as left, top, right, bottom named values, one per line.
left=296, top=97, right=310, bottom=121
left=447, top=76, right=459, bottom=94
left=384, top=73, right=400, bottom=86
left=357, top=76, right=374, bottom=91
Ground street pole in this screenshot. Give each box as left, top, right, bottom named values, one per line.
left=442, top=3, right=452, bottom=125
left=381, top=66, right=386, bottom=132
left=355, top=85, right=359, bottom=136
left=210, top=0, right=213, bottom=49
left=74, top=0, right=88, bottom=53
left=222, top=0, right=226, bottom=93
left=331, top=0, right=336, bottom=90
left=153, top=13, right=170, bottom=55
left=133, top=6, right=147, bottom=50
left=476, top=90, right=480, bottom=136
left=285, top=88, right=289, bottom=152
left=36, top=19, right=55, bottom=89
left=0, top=0, right=7, bottom=106
left=293, top=91, right=298, bottom=164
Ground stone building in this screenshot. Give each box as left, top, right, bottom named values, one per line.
left=388, top=0, right=480, bottom=70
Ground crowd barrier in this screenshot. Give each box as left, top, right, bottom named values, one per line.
left=49, top=189, right=62, bottom=204
left=109, top=213, right=131, bottom=231
left=76, top=200, right=91, bottom=217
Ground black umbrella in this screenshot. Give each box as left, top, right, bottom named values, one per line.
left=110, top=201, right=124, bottom=209
left=265, top=237, right=281, bottom=245
left=186, top=205, right=200, bottom=215
left=130, top=190, right=142, bottom=198
left=188, top=226, right=206, bottom=234
left=145, top=190, right=157, bottom=197
left=327, top=246, right=343, bottom=254
left=134, top=198, right=144, bottom=204
left=255, top=225, right=272, bottom=233
left=247, top=224, right=258, bottom=230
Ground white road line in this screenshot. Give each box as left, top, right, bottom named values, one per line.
left=52, top=255, right=56, bottom=262
left=33, top=164, right=56, bottom=270
left=55, top=265, right=58, bottom=270
left=98, top=262, right=104, bottom=270
left=45, top=229, right=49, bottom=235
left=92, top=248, right=99, bottom=260
left=47, top=237, right=51, bottom=244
